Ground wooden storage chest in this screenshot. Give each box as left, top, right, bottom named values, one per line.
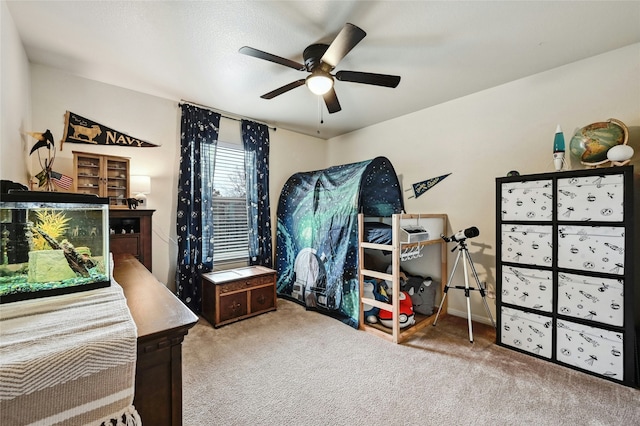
left=201, top=266, right=277, bottom=327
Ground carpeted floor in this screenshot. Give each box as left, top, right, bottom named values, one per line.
left=182, top=299, right=640, bottom=425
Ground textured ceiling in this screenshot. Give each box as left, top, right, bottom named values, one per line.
left=6, top=1, right=640, bottom=139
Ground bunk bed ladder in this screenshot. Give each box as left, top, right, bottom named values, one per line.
left=358, top=213, right=400, bottom=342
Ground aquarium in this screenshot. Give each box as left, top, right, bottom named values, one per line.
left=0, top=192, right=110, bottom=303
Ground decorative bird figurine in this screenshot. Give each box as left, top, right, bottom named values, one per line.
left=27, top=129, right=55, bottom=155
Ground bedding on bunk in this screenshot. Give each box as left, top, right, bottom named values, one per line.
left=275, top=156, right=403, bottom=328
left=363, top=222, right=393, bottom=245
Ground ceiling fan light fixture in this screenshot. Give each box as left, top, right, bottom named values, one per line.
left=306, top=72, right=334, bottom=95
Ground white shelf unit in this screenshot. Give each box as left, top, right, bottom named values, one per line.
left=358, top=213, right=448, bottom=343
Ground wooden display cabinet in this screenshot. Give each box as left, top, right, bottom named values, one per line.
left=201, top=266, right=277, bottom=327
left=73, top=151, right=130, bottom=209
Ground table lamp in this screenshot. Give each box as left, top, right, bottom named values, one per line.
left=130, top=175, right=151, bottom=206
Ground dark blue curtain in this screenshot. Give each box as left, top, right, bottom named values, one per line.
left=241, top=120, right=272, bottom=267
left=176, top=104, right=220, bottom=312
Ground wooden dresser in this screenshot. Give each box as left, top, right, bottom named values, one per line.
left=201, top=266, right=277, bottom=327
left=109, top=209, right=154, bottom=271
left=113, top=254, right=198, bottom=426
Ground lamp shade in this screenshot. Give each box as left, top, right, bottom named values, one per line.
left=130, top=175, right=151, bottom=196
left=306, top=72, right=334, bottom=95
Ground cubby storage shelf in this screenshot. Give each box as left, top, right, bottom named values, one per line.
left=496, top=166, right=637, bottom=387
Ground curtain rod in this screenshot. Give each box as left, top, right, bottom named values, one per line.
left=179, top=99, right=276, bottom=131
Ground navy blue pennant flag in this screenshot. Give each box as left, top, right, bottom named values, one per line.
left=406, top=173, right=451, bottom=198
left=61, top=111, right=158, bottom=150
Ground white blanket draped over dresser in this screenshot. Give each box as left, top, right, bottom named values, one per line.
left=0, top=279, right=140, bottom=425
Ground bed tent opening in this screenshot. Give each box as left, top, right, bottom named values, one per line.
left=275, top=156, right=404, bottom=328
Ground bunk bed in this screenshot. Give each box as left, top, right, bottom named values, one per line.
left=275, top=157, right=404, bottom=328
left=358, top=213, right=448, bottom=343
left=275, top=157, right=448, bottom=342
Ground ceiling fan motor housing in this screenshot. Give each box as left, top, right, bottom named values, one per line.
left=303, top=44, right=332, bottom=72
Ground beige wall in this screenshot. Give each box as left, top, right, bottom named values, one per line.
left=28, top=65, right=326, bottom=289
left=5, top=21, right=638, bottom=324
left=0, top=1, right=31, bottom=182
left=327, top=43, right=640, bottom=322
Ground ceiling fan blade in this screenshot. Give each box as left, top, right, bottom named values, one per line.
left=323, top=88, right=342, bottom=114
left=239, top=46, right=305, bottom=71
left=321, top=23, right=366, bottom=68
left=335, top=70, right=401, bottom=88
left=260, top=79, right=306, bottom=99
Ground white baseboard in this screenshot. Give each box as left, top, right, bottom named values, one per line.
left=446, top=307, right=495, bottom=326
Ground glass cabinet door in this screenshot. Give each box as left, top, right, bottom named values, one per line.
left=75, top=153, right=102, bottom=197
left=106, top=157, right=129, bottom=208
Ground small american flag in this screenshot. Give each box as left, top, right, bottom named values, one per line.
left=50, top=170, right=73, bottom=190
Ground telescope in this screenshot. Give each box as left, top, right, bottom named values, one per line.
left=434, top=224, right=495, bottom=342
left=441, top=226, right=479, bottom=243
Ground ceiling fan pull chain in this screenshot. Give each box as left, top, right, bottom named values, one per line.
left=317, top=96, right=323, bottom=134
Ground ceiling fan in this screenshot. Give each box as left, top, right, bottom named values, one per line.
left=239, top=23, right=401, bottom=114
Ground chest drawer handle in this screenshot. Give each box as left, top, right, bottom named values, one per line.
left=229, top=301, right=241, bottom=313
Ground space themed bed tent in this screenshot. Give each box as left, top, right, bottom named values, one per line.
left=275, top=156, right=404, bottom=328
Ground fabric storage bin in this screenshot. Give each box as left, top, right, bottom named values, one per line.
left=501, top=224, right=552, bottom=267
left=557, top=173, right=625, bottom=222
left=501, top=266, right=552, bottom=312
left=557, top=225, right=625, bottom=274
left=556, top=319, right=624, bottom=381
left=557, top=272, right=624, bottom=327
left=500, top=179, right=553, bottom=221
left=500, top=306, right=552, bottom=359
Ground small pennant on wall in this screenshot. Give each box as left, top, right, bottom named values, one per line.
left=61, top=111, right=158, bottom=150
left=406, top=173, right=451, bottom=199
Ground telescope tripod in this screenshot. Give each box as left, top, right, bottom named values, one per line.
left=433, top=239, right=495, bottom=343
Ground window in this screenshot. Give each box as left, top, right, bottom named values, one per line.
left=202, top=142, right=248, bottom=263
